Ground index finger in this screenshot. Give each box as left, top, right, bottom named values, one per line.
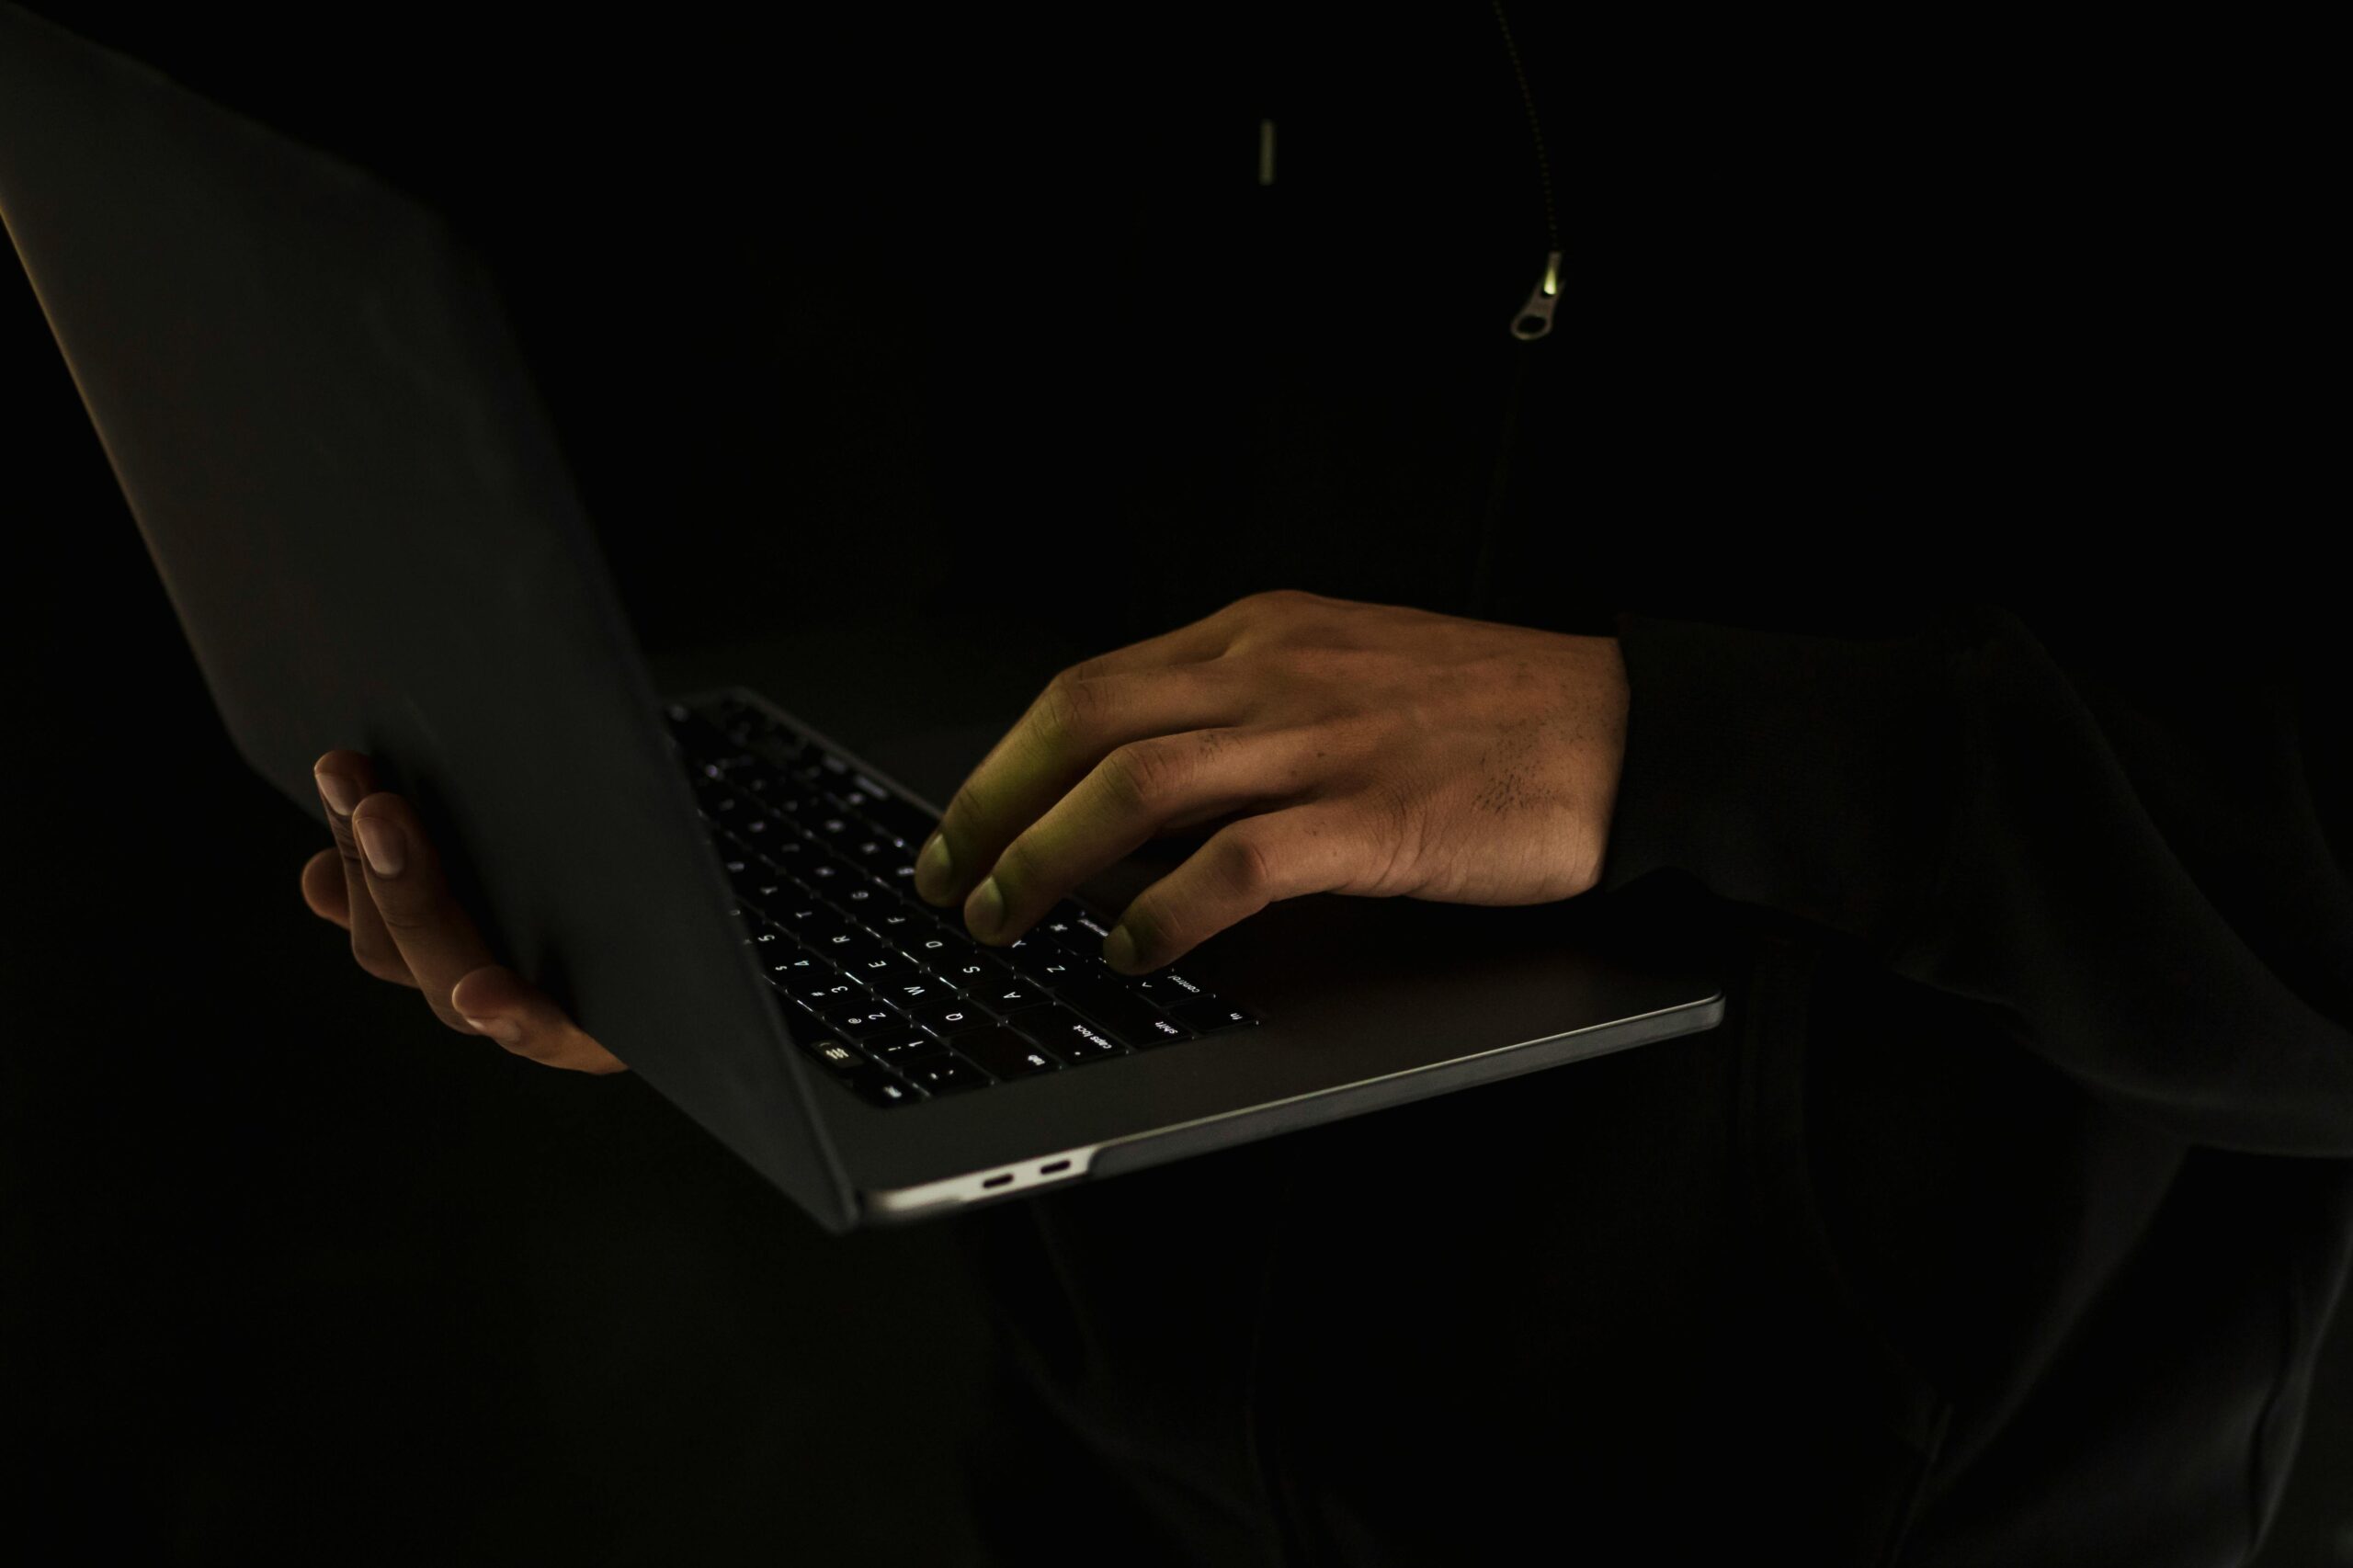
left=913, top=662, right=1241, bottom=923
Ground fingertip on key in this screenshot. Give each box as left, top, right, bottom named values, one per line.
left=964, top=876, right=1006, bottom=941
left=915, top=834, right=954, bottom=903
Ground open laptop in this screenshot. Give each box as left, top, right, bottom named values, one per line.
left=0, top=7, right=1723, bottom=1231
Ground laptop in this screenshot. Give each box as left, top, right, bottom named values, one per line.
left=0, top=6, right=1723, bottom=1231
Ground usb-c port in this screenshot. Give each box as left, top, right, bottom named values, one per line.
left=1039, top=1160, right=1071, bottom=1176
left=982, top=1173, right=1014, bottom=1189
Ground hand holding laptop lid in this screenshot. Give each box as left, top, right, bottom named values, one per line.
left=297, top=588, right=1630, bottom=1076
left=301, top=749, right=627, bottom=1075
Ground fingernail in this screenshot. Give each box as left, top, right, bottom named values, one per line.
left=965, top=876, right=1005, bottom=940
left=314, top=770, right=361, bottom=818
left=915, top=834, right=954, bottom=902
left=353, top=814, right=405, bottom=877
left=461, top=1014, right=521, bottom=1044
left=1104, top=925, right=1137, bottom=972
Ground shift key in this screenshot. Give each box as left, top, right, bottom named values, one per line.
left=1057, top=979, right=1193, bottom=1049
left=1170, top=996, right=1259, bottom=1034
left=952, top=1027, right=1062, bottom=1079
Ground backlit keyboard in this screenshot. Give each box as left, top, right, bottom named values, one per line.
left=665, top=694, right=1263, bottom=1107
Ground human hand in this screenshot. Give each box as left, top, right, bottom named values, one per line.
left=299, top=751, right=627, bottom=1074
left=912, top=589, right=1629, bottom=973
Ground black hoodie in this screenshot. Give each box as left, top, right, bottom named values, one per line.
left=30, top=5, right=2343, bottom=1562
left=934, top=7, right=2353, bottom=1566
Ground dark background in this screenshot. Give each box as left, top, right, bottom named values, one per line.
left=5, top=5, right=2349, bottom=1562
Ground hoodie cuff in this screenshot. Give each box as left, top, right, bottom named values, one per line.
left=1595, top=612, right=1964, bottom=948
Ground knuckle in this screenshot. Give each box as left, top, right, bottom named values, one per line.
left=1119, top=905, right=1166, bottom=963
left=991, top=835, right=1041, bottom=896
left=1216, top=825, right=1279, bottom=901
left=1358, top=788, right=1423, bottom=892
left=1099, top=739, right=1177, bottom=812
left=943, top=781, right=993, bottom=833
left=1035, top=674, right=1100, bottom=747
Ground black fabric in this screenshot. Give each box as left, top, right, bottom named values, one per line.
left=17, top=3, right=2345, bottom=1562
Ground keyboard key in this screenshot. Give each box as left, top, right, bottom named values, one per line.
left=756, top=940, right=827, bottom=974
left=863, top=904, right=934, bottom=942
left=1017, top=951, right=1098, bottom=990
left=801, top=977, right=867, bottom=1011
left=773, top=969, right=848, bottom=1009
left=865, top=1031, right=943, bottom=1066
left=756, top=944, right=830, bottom=983
left=907, top=1000, right=997, bottom=1038
left=734, top=761, right=798, bottom=798
left=843, top=835, right=908, bottom=872
left=745, top=926, right=797, bottom=960
left=798, top=858, right=861, bottom=896
left=767, top=900, right=847, bottom=941
left=870, top=975, right=955, bottom=1010
left=1035, top=913, right=1108, bottom=956
left=929, top=953, right=1016, bottom=994
left=847, top=812, right=913, bottom=852
left=897, top=1052, right=990, bottom=1095
left=732, top=814, right=784, bottom=851
left=759, top=790, right=818, bottom=825
left=952, top=1027, right=1062, bottom=1079
left=825, top=774, right=893, bottom=812
left=1057, top=979, right=1194, bottom=1049
left=698, top=789, right=755, bottom=829
left=862, top=795, right=940, bottom=846
left=908, top=929, right=976, bottom=965
left=810, top=928, right=892, bottom=971
left=739, top=879, right=802, bottom=916
left=1131, top=969, right=1211, bottom=1005
left=1013, top=1006, right=1123, bottom=1061
left=1171, top=997, right=1259, bottom=1034
left=999, top=937, right=1064, bottom=981
left=806, top=813, right=863, bottom=849
left=977, top=981, right=1051, bottom=1015
left=829, top=882, right=891, bottom=918
left=820, top=1005, right=904, bottom=1041
left=796, top=1036, right=866, bottom=1075
left=839, top=951, right=913, bottom=988
left=757, top=836, right=824, bottom=876
left=836, top=1062, right=924, bottom=1107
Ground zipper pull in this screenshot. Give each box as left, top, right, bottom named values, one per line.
left=1510, top=250, right=1562, bottom=340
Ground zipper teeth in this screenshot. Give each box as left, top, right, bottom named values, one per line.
left=1489, top=0, right=1559, bottom=252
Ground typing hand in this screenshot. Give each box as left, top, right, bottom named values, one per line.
left=912, top=589, right=1629, bottom=973
left=299, top=750, right=627, bottom=1074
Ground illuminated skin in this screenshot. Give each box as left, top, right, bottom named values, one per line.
left=301, top=590, right=1630, bottom=1074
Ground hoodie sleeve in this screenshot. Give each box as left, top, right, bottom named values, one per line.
left=1596, top=603, right=2353, bottom=1155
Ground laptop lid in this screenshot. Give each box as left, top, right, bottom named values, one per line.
left=0, top=5, right=857, bottom=1231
